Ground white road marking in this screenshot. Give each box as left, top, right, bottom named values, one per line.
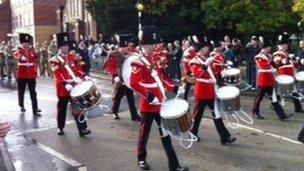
left=225, top=121, right=303, bottom=145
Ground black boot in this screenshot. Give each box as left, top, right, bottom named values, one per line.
left=272, top=102, right=292, bottom=121
left=79, top=129, right=91, bottom=137
left=138, top=160, right=150, bottom=170
left=298, top=126, right=304, bottom=144
left=213, top=118, right=236, bottom=145
left=131, top=114, right=142, bottom=122
left=20, top=106, right=26, bottom=112
left=113, top=113, right=120, bottom=120
left=161, top=136, right=181, bottom=171
left=293, top=96, right=304, bottom=113
left=57, top=129, right=64, bottom=135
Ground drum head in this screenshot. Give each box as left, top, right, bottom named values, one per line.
left=276, top=75, right=294, bottom=85
left=296, top=71, right=304, bottom=81
left=216, top=86, right=240, bottom=100
left=70, top=81, right=93, bottom=97
left=160, top=99, right=189, bottom=119
left=223, top=68, right=241, bottom=76
left=122, top=54, right=141, bottom=88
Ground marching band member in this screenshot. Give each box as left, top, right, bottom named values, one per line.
left=130, top=26, right=188, bottom=171
left=252, top=36, right=292, bottom=120
left=104, top=34, right=141, bottom=121
left=210, top=39, right=226, bottom=85
left=13, top=33, right=41, bottom=116
left=181, top=37, right=198, bottom=100
left=273, top=34, right=304, bottom=113
left=189, top=35, right=236, bottom=145
left=49, top=33, right=91, bottom=137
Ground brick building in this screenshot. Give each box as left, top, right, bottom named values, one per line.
left=0, top=0, right=12, bottom=41
left=64, top=0, right=99, bottom=42
left=10, top=0, right=66, bottom=44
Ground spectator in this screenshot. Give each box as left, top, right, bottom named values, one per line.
left=0, top=119, right=10, bottom=139
left=297, top=40, right=304, bottom=71
left=77, top=41, right=91, bottom=74
left=232, top=38, right=243, bottom=66
left=224, top=43, right=236, bottom=67
left=173, top=40, right=183, bottom=80
left=167, top=43, right=174, bottom=78
left=224, top=35, right=231, bottom=46
left=244, top=36, right=260, bottom=89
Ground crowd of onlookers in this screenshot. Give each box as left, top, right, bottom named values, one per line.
left=1, top=34, right=304, bottom=90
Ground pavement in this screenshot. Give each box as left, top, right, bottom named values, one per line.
left=0, top=73, right=303, bottom=171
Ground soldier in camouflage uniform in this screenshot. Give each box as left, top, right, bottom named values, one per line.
left=40, top=41, right=51, bottom=77
left=4, top=41, right=15, bottom=82
left=0, top=41, right=7, bottom=80
left=47, top=40, right=58, bottom=78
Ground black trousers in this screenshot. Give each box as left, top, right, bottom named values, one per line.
left=112, top=84, right=138, bottom=119
left=17, top=79, right=38, bottom=111
left=291, top=92, right=303, bottom=111
left=137, top=113, right=180, bottom=171
left=57, top=97, right=87, bottom=132
left=191, top=99, right=231, bottom=141
left=252, top=86, right=286, bottom=119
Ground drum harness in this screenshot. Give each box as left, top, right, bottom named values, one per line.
left=196, top=56, right=253, bottom=129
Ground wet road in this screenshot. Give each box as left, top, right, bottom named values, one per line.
left=0, top=76, right=303, bottom=171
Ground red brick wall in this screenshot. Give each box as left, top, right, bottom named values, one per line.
left=0, top=0, right=11, bottom=41
left=34, top=0, right=66, bottom=26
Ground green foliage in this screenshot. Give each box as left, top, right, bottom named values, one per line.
left=293, top=0, right=304, bottom=20
left=202, top=0, right=299, bottom=35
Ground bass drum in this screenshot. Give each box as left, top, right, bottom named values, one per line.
left=122, top=53, right=142, bottom=88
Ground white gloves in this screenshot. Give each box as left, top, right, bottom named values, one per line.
left=150, top=97, right=160, bottom=105
left=205, top=57, right=213, bottom=66
left=177, top=86, right=185, bottom=95
left=65, top=84, right=73, bottom=91
left=274, top=56, right=281, bottom=64
left=282, top=58, right=287, bottom=65
left=301, top=59, right=304, bottom=65
left=114, top=76, right=120, bottom=83
left=226, top=61, right=233, bottom=66
left=74, top=77, right=82, bottom=83
left=21, top=56, right=27, bottom=62
left=85, top=76, right=93, bottom=81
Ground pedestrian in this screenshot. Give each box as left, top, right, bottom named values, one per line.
left=77, top=41, right=91, bottom=74
left=0, top=41, right=7, bottom=80
left=173, top=40, right=183, bottom=80
left=232, top=38, right=243, bottom=66
left=224, top=43, right=236, bottom=67
left=244, top=36, right=260, bottom=89
left=296, top=40, right=304, bottom=71
left=167, top=42, right=174, bottom=78
left=189, top=35, right=236, bottom=145
left=130, top=26, right=188, bottom=171
left=13, top=33, right=41, bottom=116
left=49, top=32, right=91, bottom=137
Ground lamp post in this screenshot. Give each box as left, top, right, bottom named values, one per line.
left=135, top=2, right=144, bottom=32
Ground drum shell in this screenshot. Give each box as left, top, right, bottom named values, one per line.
left=217, top=96, right=241, bottom=112
left=223, top=74, right=241, bottom=85
left=161, top=108, right=193, bottom=135
left=277, top=83, right=294, bottom=96
left=71, top=84, right=102, bottom=110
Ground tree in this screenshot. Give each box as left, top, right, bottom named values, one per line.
left=201, top=0, right=299, bottom=37
left=85, top=0, right=138, bottom=37
left=293, top=0, right=304, bottom=20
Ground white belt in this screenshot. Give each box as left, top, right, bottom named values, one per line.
left=279, top=65, right=293, bottom=69
left=183, top=58, right=190, bottom=62
left=18, top=63, right=34, bottom=66
left=196, top=78, right=214, bottom=84
left=139, top=82, right=158, bottom=88
left=258, top=69, right=272, bottom=73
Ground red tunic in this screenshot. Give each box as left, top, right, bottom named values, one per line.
left=210, top=51, right=225, bottom=82
left=273, top=50, right=295, bottom=76
left=13, top=46, right=37, bottom=79
left=189, top=55, right=215, bottom=100
left=130, top=55, right=176, bottom=113
left=104, top=51, right=119, bottom=76
left=50, top=53, right=85, bottom=98
left=255, top=52, right=275, bottom=87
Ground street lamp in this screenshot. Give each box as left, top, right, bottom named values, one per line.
left=135, top=2, right=144, bottom=32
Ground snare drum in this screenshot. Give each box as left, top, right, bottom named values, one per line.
left=216, top=86, right=241, bottom=112
left=222, top=68, right=241, bottom=85
left=70, top=80, right=102, bottom=110
left=275, top=75, right=294, bottom=96
left=160, top=99, right=192, bottom=135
